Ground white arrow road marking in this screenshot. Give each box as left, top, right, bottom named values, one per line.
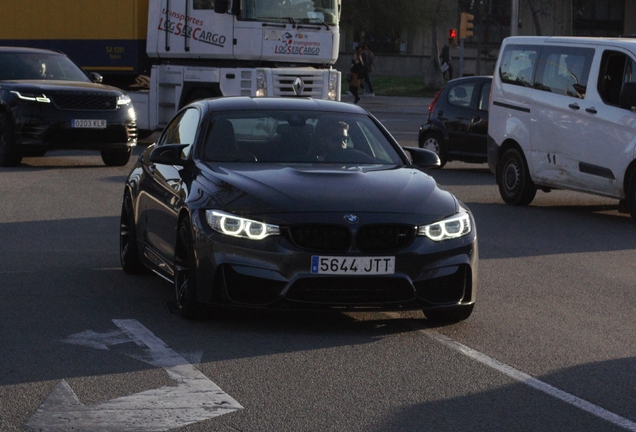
left=26, top=319, right=243, bottom=431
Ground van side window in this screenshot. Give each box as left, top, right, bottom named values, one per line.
left=534, top=47, right=594, bottom=99
left=498, top=45, right=540, bottom=87
left=597, top=50, right=636, bottom=107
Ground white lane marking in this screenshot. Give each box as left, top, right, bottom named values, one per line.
left=425, top=329, right=636, bottom=431
left=26, top=319, right=243, bottom=431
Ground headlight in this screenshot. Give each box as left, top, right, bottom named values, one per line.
left=418, top=212, right=471, bottom=241
left=206, top=210, right=280, bottom=240
left=328, top=71, right=339, bottom=100
left=10, top=91, right=50, bottom=103
left=117, top=94, right=132, bottom=106
left=255, top=72, right=267, bottom=97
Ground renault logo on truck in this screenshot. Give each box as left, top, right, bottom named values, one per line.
left=292, top=77, right=305, bottom=95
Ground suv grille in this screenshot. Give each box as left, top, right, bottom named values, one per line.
left=51, top=91, right=118, bottom=111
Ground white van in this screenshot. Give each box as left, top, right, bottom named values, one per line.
left=488, top=36, right=636, bottom=222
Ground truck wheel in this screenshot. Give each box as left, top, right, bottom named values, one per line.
left=0, top=113, right=22, bottom=167
left=498, top=148, right=536, bottom=206
left=101, top=148, right=132, bottom=166
left=419, top=132, right=446, bottom=168
left=627, top=171, right=636, bottom=223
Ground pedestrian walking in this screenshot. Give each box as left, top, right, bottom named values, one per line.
left=348, top=46, right=364, bottom=104
left=361, top=44, right=375, bottom=96
left=440, top=44, right=453, bottom=81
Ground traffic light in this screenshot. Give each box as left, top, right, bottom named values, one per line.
left=448, top=28, right=458, bottom=47
left=460, top=12, right=474, bottom=39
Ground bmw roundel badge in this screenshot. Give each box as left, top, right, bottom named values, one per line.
left=344, top=214, right=359, bottom=224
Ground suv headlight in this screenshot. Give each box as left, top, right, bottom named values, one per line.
left=117, top=94, right=132, bottom=106
left=206, top=210, right=280, bottom=240
left=10, top=91, right=50, bottom=103
left=418, top=212, right=472, bottom=241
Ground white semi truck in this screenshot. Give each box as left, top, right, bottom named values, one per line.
left=0, top=0, right=342, bottom=132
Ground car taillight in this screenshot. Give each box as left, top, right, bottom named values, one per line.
left=428, top=88, right=443, bottom=112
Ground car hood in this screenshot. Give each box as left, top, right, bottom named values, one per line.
left=198, top=163, right=458, bottom=221
left=0, top=80, right=123, bottom=93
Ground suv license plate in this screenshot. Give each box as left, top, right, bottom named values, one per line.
left=72, top=119, right=106, bottom=129
left=311, top=256, right=395, bottom=275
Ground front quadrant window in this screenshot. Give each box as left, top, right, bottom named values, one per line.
left=498, top=45, right=540, bottom=88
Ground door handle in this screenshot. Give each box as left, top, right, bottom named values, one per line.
left=585, top=107, right=598, bottom=114
left=568, top=103, right=580, bottom=110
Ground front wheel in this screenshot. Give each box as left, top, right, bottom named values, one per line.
left=174, top=218, right=202, bottom=319
left=101, top=148, right=132, bottom=166
left=497, top=148, right=536, bottom=206
left=120, top=191, right=145, bottom=274
left=0, top=112, right=22, bottom=167
left=419, top=132, right=447, bottom=168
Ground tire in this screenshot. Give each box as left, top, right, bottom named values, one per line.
left=627, top=171, right=636, bottom=224
left=174, top=218, right=202, bottom=320
left=424, top=304, right=474, bottom=323
left=120, top=191, right=145, bottom=274
left=419, top=132, right=447, bottom=168
left=497, top=148, right=537, bottom=206
left=0, top=112, right=22, bottom=167
left=101, top=148, right=132, bottom=166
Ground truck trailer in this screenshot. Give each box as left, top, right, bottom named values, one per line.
left=0, top=0, right=342, bottom=132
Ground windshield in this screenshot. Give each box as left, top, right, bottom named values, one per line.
left=200, top=110, right=403, bottom=165
left=0, top=52, right=91, bottom=82
left=241, top=0, right=338, bottom=26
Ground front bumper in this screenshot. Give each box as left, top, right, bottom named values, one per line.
left=191, top=210, right=478, bottom=313
left=12, top=103, right=137, bottom=151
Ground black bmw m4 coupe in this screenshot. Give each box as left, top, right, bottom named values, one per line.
left=120, top=97, right=477, bottom=322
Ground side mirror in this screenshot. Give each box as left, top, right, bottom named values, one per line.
left=149, top=143, right=190, bottom=166
left=620, top=82, right=636, bottom=111
left=402, top=147, right=441, bottom=169
left=89, top=72, right=103, bottom=83
left=214, top=0, right=229, bottom=13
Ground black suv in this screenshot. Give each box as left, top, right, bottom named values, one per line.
left=418, top=76, right=491, bottom=168
left=0, top=47, right=137, bottom=167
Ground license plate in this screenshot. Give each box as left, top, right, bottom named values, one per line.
left=72, top=119, right=106, bottom=129
left=311, top=256, right=395, bottom=275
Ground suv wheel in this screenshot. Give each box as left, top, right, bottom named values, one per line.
left=101, top=148, right=132, bottom=166
left=0, top=113, right=22, bottom=167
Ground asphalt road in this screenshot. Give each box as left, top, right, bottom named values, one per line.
left=1, top=96, right=635, bottom=432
